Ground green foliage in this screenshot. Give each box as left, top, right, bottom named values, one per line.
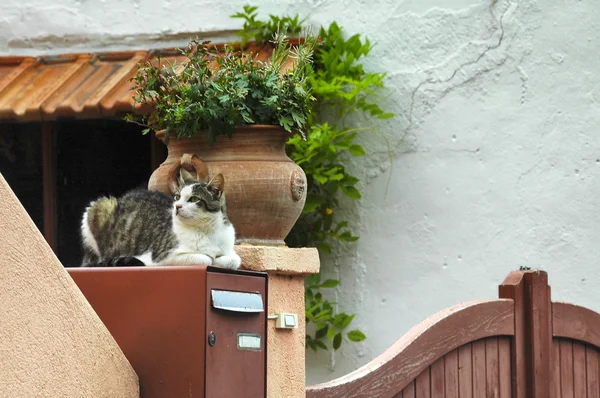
left=304, top=273, right=366, bottom=352
left=310, top=22, right=394, bottom=121
left=285, top=123, right=361, bottom=252
left=232, top=7, right=394, bottom=352
left=126, top=34, right=316, bottom=144
left=231, top=5, right=305, bottom=45
left=287, top=21, right=393, bottom=259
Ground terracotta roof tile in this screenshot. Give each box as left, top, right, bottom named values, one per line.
left=0, top=41, right=289, bottom=121
left=0, top=52, right=150, bottom=120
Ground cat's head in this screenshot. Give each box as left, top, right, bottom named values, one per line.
left=170, top=169, right=226, bottom=224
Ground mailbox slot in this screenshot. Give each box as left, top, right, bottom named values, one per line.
left=211, top=289, right=264, bottom=313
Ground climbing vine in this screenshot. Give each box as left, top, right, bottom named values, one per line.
left=233, top=6, right=393, bottom=351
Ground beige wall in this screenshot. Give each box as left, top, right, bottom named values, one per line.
left=0, top=174, right=138, bottom=398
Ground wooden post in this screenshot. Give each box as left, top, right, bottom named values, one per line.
left=525, top=272, right=552, bottom=398
left=499, top=270, right=552, bottom=398
left=499, top=272, right=527, bottom=398
left=42, top=122, right=57, bottom=251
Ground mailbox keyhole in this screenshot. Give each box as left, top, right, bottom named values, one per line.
left=208, top=331, right=216, bottom=346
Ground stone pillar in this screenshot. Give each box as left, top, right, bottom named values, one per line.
left=237, top=245, right=320, bottom=398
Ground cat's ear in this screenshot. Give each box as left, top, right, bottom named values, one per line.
left=169, top=179, right=180, bottom=197
left=180, top=168, right=197, bottom=185
left=177, top=173, right=186, bottom=189
left=168, top=168, right=193, bottom=195
left=207, top=174, right=225, bottom=199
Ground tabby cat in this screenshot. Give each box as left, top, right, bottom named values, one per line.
left=80, top=170, right=241, bottom=269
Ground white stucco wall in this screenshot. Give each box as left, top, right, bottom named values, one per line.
left=2, top=0, right=600, bottom=386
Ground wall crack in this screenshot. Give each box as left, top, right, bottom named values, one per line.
left=405, top=1, right=516, bottom=135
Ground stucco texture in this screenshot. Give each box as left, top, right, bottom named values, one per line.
left=0, top=174, right=138, bottom=397
left=1, top=0, right=599, bottom=387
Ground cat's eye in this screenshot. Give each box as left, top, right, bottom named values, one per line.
left=173, top=194, right=180, bottom=201
left=188, top=196, right=200, bottom=203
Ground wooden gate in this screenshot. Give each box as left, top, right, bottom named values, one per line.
left=306, top=270, right=600, bottom=398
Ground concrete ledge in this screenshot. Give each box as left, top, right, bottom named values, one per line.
left=237, top=245, right=320, bottom=275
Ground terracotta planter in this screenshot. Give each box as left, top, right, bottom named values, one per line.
left=148, top=125, right=307, bottom=246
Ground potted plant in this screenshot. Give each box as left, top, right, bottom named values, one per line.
left=127, top=34, right=317, bottom=246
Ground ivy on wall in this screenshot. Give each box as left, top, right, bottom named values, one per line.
left=232, top=6, right=394, bottom=351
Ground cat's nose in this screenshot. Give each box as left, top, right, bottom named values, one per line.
left=175, top=204, right=182, bottom=214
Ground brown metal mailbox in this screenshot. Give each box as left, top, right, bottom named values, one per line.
left=67, top=265, right=267, bottom=398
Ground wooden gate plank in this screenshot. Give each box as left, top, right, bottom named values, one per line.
left=573, top=342, right=586, bottom=398
left=550, top=340, right=561, bottom=398
left=498, top=337, right=511, bottom=398
left=402, top=381, right=415, bottom=398
left=586, top=346, right=600, bottom=398
left=458, top=344, right=473, bottom=398
left=560, top=339, right=574, bottom=398
left=445, top=349, right=459, bottom=398
left=415, top=367, right=430, bottom=398
left=486, top=337, right=500, bottom=398
left=472, top=340, right=486, bottom=397
left=430, top=357, right=444, bottom=397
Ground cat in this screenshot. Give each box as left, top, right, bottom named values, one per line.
left=80, top=169, right=241, bottom=269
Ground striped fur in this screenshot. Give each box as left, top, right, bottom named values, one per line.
left=80, top=172, right=240, bottom=269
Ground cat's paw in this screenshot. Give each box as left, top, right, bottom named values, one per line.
left=214, top=253, right=241, bottom=270
left=167, top=252, right=213, bottom=266
left=189, top=253, right=213, bottom=266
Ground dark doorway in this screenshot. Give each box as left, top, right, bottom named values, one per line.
left=0, top=119, right=166, bottom=266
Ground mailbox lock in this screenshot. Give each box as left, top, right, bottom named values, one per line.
left=208, top=331, right=216, bottom=346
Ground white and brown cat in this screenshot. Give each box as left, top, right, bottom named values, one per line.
left=80, top=169, right=241, bottom=269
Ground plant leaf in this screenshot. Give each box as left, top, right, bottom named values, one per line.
left=333, top=332, right=343, bottom=350
left=327, top=327, right=337, bottom=340
left=315, top=325, right=328, bottom=339
left=315, top=340, right=328, bottom=351
left=347, top=330, right=366, bottom=342
left=320, top=279, right=339, bottom=288
left=317, top=243, right=332, bottom=253
left=349, top=144, right=365, bottom=156
left=339, top=314, right=355, bottom=329
left=341, top=186, right=361, bottom=199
